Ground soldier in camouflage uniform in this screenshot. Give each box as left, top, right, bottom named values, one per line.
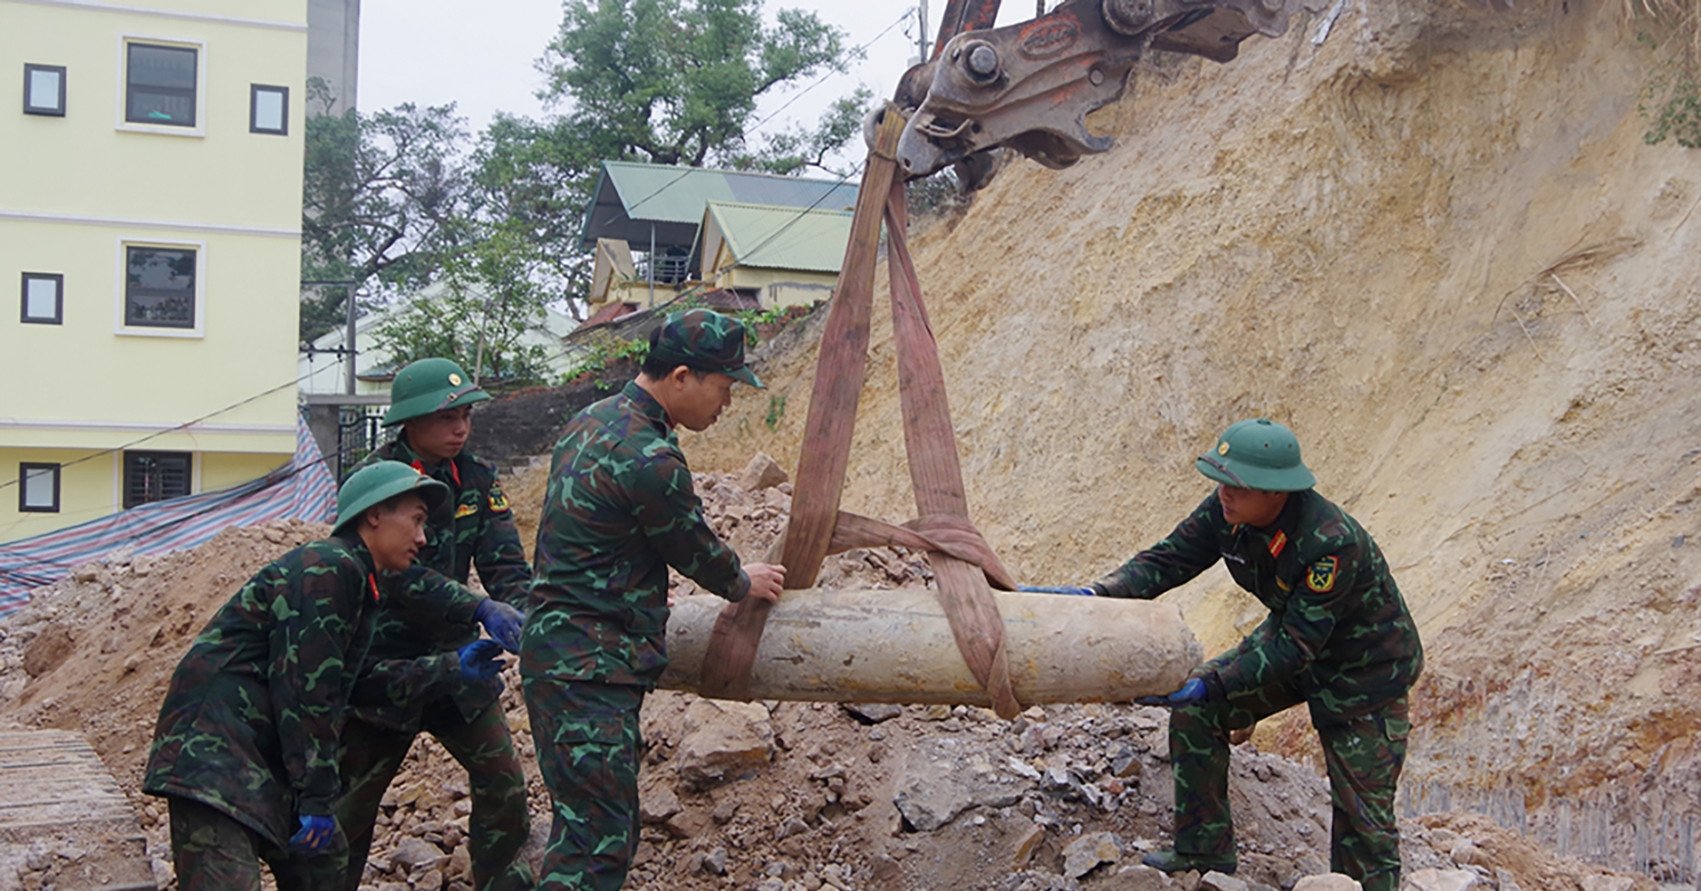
left=143, top=462, right=449, bottom=890
left=333, top=358, right=534, bottom=891
left=523, top=309, right=787, bottom=891
left=1087, top=419, right=1423, bottom=890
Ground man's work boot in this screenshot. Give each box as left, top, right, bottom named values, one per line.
left=1141, top=848, right=1237, bottom=874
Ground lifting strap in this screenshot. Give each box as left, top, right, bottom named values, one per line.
left=697, top=109, right=1023, bottom=719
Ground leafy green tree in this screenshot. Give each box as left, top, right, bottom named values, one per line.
left=538, top=0, right=855, bottom=166
left=299, top=81, right=472, bottom=340
left=468, top=114, right=601, bottom=317
left=726, top=86, right=874, bottom=176
left=367, top=231, right=555, bottom=387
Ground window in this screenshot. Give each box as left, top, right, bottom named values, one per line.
left=124, top=245, right=196, bottom=329
left=18, top=463, right=61, bottom=513
left=124, top=42, right=196, bottom=127
left=21, top=273, right=63, bottom=324
left=250, top=84, right=287, bottom=135
left=24, top=64, right=66, bottom=116
left=123, top=451, right=190, bottom=508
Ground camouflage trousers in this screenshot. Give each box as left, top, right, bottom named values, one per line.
left=166, top=796, right=346, bottom=891
left=521, top=675, right=645, bottom=891
left=333, top=698, right=533, bottom=891
left=1170, top=675, right=1410, bottom=891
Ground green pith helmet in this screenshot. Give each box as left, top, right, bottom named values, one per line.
left=649, top=308, right=764, bottom=388
left=332, top=461, right=451, bottom=534
left=1195, top=418, right=1317, bottom=492
left=382, top=358, right=490, bottom=426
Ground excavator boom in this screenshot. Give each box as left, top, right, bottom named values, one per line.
left=890, top=0, right=1328, bottom=185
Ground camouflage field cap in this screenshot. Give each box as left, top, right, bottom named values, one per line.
left=1195, top=418, right=1317, bottom=492
left=648, top=308, right=763, bottom=388
left=382, top=357, right=491, bottom=426
left=333, top=460, right=451, bottom=533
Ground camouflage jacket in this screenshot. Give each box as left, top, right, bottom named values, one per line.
left=346, top=437, right=532, bottom=729
left=523, top=380, right=749, bottom=687
left=1095, top=489, right=1423, bottom=722
left=142, top=534, right=383, bottom=847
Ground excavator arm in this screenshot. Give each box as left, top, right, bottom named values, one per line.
left=888, top=0, right=1329, bottom=187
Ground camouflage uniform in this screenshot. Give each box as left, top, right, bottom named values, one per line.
left=523, top=379, right=752, bottom=891
left=333, top=436, right=533, bottom=891
left=143, top=534, right=382, bottom=890
left=1097, top=489, right=1423, bottom=891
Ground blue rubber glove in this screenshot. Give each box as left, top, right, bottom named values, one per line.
left=288, top=813, right=335, bottom=854
left=1017, top=585, right=1098, bottom=596
left=458, top=638, right=506, bottom=682
left=474, top=598, right=524, bottom=653
left=1137, top=676, right=1212, bottom=708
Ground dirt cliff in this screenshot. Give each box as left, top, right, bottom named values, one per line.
left=677, top=0, right=1701, bottom=878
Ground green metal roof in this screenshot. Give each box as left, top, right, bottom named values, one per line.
left=579, top=160, right=859, bottom=249
left=703, top=201, right=854, bottom=273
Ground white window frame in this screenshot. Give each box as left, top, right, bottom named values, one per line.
left=24, top=63, right=67, bottom=116
left=115, top=237, right=206, bottom=338
left=115, top=35, right=205, bottom=137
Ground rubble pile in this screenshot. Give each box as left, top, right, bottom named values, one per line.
left=0, top=465, right=1653, bottom=889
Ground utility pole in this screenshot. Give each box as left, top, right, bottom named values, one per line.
left=343, top=282, right=358, bottom=395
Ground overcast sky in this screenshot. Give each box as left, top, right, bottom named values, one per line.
left=358, top=1, right=1034, bottom=170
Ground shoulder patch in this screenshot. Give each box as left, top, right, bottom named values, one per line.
left=1305, top=556, right=1339, bottom=593
left=488, top=492, right=511, bottom=513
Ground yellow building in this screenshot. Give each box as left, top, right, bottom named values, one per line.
left=0, top=0, right=306, bottom=541
left=697, top=201, right=851, bottom=309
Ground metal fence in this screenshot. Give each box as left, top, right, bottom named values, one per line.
left=334, top=404, right=389, bottom=481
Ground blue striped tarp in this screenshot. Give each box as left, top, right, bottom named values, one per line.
left=0, top=419, right=337, bottom=616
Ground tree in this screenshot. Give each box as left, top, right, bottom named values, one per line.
left=468, top=114, right=603, bottom=317
left=726, top=86, right=874, bottom=177
left=367, top=231, right=556, bottom=387
left=537, top=0, right=855, bottom=167
left=299, top=81, right=472, bottom=340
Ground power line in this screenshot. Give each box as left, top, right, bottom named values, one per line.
left=0, top=372, right=313, bottom=495
left=743, top=9, right=913, bottom=136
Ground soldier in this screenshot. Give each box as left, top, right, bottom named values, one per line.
left=1085, top=419, right=1423, bottom=891
left=143, top=461, right=450, bottom=890
left=522, top=308, right=786, bottom=890
left=334, top=357, right=533, bottom=891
